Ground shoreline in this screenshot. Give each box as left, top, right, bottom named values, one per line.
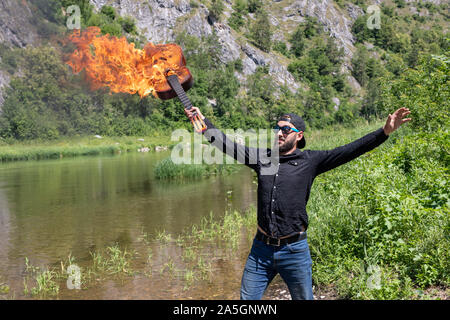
left=0, top=135, right=175, bottom=162
left=0, top=120, right=384, bottom=163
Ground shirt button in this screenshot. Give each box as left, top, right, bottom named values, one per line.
left=276, top=174, right=278, bottom=177
left=273, top=186, right=276, bottom=189
left=272, top=199, right=275, bottom=202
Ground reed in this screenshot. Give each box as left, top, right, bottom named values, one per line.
left=155, top=229, right=173, bottom=244
left=23, top=258, right=59, bottom=298
left=0, top=277, right=9, bottom=295
left=90, top=244, right=133, bottom=276
left=31, top=270, right=59, bottom=297
left=183, top=270, right=196, bottom=290
left=154, top=157, right=241, bottom=180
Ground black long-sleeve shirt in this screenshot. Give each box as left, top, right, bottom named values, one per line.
left=202, top=118, right=389, bottom=238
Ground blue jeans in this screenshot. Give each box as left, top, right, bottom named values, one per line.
left=240, top=236, right=313, bottom=300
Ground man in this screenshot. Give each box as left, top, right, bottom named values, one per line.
left=185, top=107, right=411, bottom=300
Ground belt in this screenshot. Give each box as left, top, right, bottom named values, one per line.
left=256, top=229, right=306, bottom=246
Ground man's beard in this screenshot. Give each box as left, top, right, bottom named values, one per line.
left=278, top=137, right=296, bottom=153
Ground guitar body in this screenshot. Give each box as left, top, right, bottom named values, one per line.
left=144, top=43, right=194, bottom=100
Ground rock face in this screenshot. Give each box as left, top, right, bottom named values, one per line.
left=0, top=0, right=41, bottom=107
left=0, top=0, right=393, bottom=106
left=0, top=70, right=9, bottom=106
left=279, top=0, right=365, bottom=88
left=283, top=0, right=359, bottom=60
left=0, top=0, right=40, bottom=48
left=91, top=0, right=193, bottom=45
left=88, top=0, right=370, bottom=92
left=89, top=0, right=300, bottom=91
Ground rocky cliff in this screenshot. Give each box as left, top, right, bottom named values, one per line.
left=0, top=0, right=41, bottom=105
left=0, top=0, right=370, bottom=106
left=1, top=0, right=444, bottom=107
left=87, top=0, right=367, bottom=92
left=89, top=0, right=289, bottom=91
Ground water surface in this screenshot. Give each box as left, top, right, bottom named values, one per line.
left=0, top=152, right=273, bottom=299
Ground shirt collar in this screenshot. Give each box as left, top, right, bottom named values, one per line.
left=279, top=148, right=303, bottom=162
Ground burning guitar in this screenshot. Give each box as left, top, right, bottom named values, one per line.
left=65, top=27, right=207, bottom=133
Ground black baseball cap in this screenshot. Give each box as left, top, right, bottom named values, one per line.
left=278, top=113, right=306, bottom=149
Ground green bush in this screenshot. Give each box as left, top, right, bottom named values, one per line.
left=289, top=26, right=305, bottom=58
left=208, top=0, right=224, bottom=22
left=309, top=125, right=449, bottom=298
left=379, top=54, right=449, bottom=133
left=247, top=0, right=263, bottom=13
left=272, top=41, right=289, bottom=57
left=119, top=16, right=137, bottom=34
left=100, top=5, right=117, bottom=21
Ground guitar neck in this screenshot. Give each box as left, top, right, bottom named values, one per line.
left=166, top=75, right=193, bottom=110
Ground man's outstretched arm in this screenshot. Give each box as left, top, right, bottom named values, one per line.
left=184, top=106, right=261, bottom=170
left=315, top=107, right=412, bottom=175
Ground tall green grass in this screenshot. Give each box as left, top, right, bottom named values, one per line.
left=154, top=157, right=242, bottom=180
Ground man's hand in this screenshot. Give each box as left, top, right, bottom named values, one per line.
left=383, top=107, right=412, bottom=136
left=184, top=106, right=205, bottom=120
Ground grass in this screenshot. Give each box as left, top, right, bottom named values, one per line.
left=21, top=244, right=135, bottom=298
left=0, top=134, right=176, bottom=162
left=305, top=119, right=385, bottom=150
left=90, top=244, right=134, bottom=276
left=152, top=208, right=256, bottom=287
left=23, top=258, right=60, bottom=298
left=155, top=229, right=173, bottom=244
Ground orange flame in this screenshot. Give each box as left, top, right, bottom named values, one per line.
left=65, top=27, right=190, bottom=98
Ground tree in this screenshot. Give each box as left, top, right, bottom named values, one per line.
left=361, top=78, right=382, bottom=119
left=407, top=44, right=420, bottom=68
left=352, top=45, right=370, bottom=87
left=250, top=9, right=272, bottom=52
left=303, top=17, right=320, bottom=39
left=325, top=38, right=344, bottom=65
left=289, top=26, right=305, bottom=58
left=100, top=5, right=117, bottom=21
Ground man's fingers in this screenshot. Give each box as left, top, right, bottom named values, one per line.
left=400, top=109, right=411, bottom=115
left=396, top=107, right=409, bottom=115
left=392, top=108, right=411, bottom=120
left=185, top=109, right=194, bottom=119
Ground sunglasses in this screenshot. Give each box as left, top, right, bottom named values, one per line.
left=273, top=125, right=300, bottom=135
